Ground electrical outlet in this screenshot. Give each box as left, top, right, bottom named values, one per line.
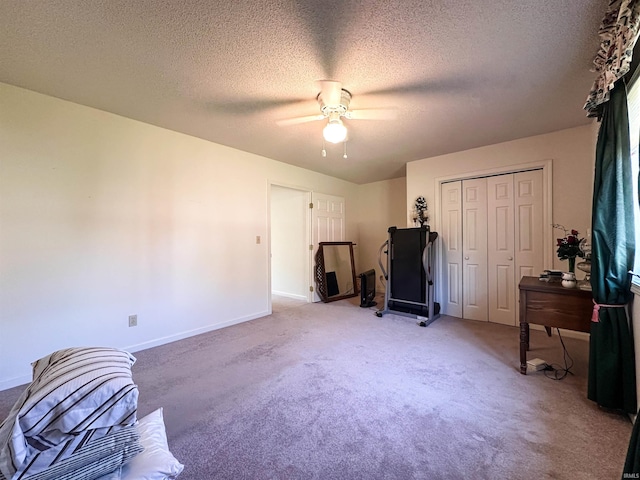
left=128, top=314, right=137, bottom=327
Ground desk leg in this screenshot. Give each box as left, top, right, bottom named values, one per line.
left=520, top=321, right=529, bottom=374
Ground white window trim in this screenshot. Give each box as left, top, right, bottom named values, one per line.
left=628, top=67, right=640, bottom=291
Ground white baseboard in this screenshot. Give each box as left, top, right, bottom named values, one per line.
left=529, top=323, right=589, bottom=341
left=123, top=310, right=270, bottom=354
left=271, top=291, right=308, bottom=301
left=0, top=374, right=30, bottom=392
left=0, top=310, right=270, bottom=392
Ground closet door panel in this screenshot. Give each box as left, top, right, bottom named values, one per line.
left=514, top=170, right=544, bottom=284
left=487, top=175, right=516, bottom=326
left=440, top=181, right=463, bottom=318
left=462, top=178, right=488, bottom=321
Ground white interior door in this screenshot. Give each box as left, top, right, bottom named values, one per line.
left=312, top=192, right=345, bottom=245
left=462, top=178, right=488, bottom=322
left=514, top=170, right=544, bottom=283
left=311, top=192, right=345, bottom=301
left=487, top=175, right=516, bottom=325
left=440, top=181, right=463, bottom=318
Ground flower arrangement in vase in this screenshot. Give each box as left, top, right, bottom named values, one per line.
left=413, top=196, right=428, bottom=227
left=553, top=224, right=584, bottom=274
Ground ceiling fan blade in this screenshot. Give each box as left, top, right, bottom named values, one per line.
left=363, top=77, right=476, bottom=97
left=317, top=80, right=343, bottom=106
left=345, top=108, right=398, bottom=121
left=204, top=97, right=310, bottom=114
left=276, top=114, right=325, bottom=127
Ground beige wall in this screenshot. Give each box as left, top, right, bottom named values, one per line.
left=0, top=82, right=360, bottom=389
left=0, top=80, right=601, bottom=390
left=407, top=124, right=598, bottom=275
left=356, top=177, right=407, bottom=292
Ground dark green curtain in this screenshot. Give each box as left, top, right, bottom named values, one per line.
left=589, top=79, right=636, bottom=416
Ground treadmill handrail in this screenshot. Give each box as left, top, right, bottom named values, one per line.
left=421, top=242, right=433, bottom=283
left=378, top=240, right=389, bottom=279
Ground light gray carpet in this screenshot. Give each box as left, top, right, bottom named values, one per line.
left=0, top=295, right=632, bottom=479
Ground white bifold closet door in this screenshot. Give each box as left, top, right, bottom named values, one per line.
left=462, top=178, right=488, bottom=322
left=487, top=175, right=515, bottom=325
left=440, top=169, right=543, bottom=326
left=513, top=171, right=544, bottom=286
left=440, top=182, right=463, bottom=318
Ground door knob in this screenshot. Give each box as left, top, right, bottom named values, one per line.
left=508, top=256, right=513, bottom=261
left=464, top=256, right=469, bottom=260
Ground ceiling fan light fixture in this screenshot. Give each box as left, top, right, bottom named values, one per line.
left=323, top=119, right=347, bottom=144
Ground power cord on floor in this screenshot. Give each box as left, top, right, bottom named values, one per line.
left=543, top=328, right=574, bottom=380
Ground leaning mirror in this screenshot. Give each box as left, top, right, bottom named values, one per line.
left=314, top=242, right=358, bottom=302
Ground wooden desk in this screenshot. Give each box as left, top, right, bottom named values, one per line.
left=518, top=276, right=593, bottom=374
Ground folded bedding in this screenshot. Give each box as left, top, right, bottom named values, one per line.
left=97, top=408, right=184, bottom=480
left=0, top=347, right=141, bottom=480
left=0, top=425, right=143, bottom=480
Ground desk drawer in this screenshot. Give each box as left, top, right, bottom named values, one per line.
left=524, top=290, right=592, bottom=333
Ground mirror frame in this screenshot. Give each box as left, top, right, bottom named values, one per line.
left=314, top=241, right=358, bottom=302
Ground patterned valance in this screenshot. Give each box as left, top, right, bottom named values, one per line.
left=584, top=0, right=640, bottom=117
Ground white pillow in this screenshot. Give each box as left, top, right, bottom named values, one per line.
left=99, top=408, right=184, bottom=480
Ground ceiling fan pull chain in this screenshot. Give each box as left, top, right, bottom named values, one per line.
left=343, top=141, right=348, bottom=159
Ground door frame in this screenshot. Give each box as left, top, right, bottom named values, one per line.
left=267, top=181, right=314, bottom=314
left=432, top=159, right=553, bottom=316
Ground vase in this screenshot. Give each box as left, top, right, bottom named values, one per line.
left=577, top=256, right=591, bottom=290
left=568, top=257, right=575, bottom=273
left=561, top=272, right=577, bottom=288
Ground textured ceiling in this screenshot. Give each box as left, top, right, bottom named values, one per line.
left=0, top=1, right=606, bottom=184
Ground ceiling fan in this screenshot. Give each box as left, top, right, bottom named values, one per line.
left=276, top=80, right=397, bottom=144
